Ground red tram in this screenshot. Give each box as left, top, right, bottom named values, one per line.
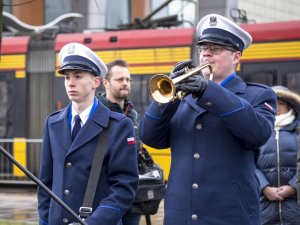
left=1, top=20, right=300, bottom=182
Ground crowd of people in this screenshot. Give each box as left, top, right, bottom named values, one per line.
left=37, top=13, right=300, bottom=225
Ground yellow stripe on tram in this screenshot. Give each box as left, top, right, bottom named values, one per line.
left=16, top=71, right=26, bottom=78
left=55, top=47, right=191, bottom=76
left=13, top=138, right=27, bottom=177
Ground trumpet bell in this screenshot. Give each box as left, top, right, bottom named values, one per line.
left=148, top=74, right=175, bottom=103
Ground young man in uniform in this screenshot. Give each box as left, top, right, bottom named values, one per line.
left=139, top=14, right=277, bottom=225
left=37, top=43, right=138, bottom=225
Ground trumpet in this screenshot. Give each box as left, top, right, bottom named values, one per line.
left=148, top=63, right=213, bottom=103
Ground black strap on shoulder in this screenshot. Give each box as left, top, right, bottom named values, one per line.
left=79, top=121, right=111, bottom=219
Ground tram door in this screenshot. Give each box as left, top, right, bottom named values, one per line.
left=26, top=37, right=55, bottom=175
left=27, top=37, right=55, bottom=139
left=241, top=61, right=300, bottom=94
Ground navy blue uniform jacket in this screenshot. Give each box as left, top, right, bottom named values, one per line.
left=139, top=76, right=276, bottom=225
left=38, top=101, right=139, bottom=225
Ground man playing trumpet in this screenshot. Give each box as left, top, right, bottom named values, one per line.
left=139, top=14, right=277, bottom=225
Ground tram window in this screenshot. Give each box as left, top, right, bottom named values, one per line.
left=285, top=72, right=300, bottom=94
left=130, top=75, right=152, bottom=116
left=0, top=81, right=8, bottom=137
left=243, top=71, right=276, bottom=87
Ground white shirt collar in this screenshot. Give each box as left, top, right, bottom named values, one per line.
left=71, top=103, right=93, bottom=128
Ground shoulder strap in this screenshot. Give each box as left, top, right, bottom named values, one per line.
left=79, top=121, right=111, bottom=219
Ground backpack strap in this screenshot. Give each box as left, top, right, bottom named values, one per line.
left=79, top=121, right=111, bottom=219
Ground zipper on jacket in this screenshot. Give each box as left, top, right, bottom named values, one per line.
left=275, top=129, right=283, bottom=225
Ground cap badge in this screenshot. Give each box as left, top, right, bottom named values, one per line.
left=67, top=44, right=75, bottom=55
left=209, top=16, right=217, bottom=26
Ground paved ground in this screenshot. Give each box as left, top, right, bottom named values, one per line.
left=0, top=187, right=164, bottom=225
left=0, top=187, right=38, bottom=224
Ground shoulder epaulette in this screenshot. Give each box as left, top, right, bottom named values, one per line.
left=246, top=82, right=269, bottom=89
left=109, top=111, right=127, bottom=121
left=48, top=109, right=64, bottom=117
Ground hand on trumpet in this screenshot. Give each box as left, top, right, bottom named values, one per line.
left=170, top=59, right=208, bottom=99
left=170, top=59, right=194, bottom=79
left=148, top=60, right=212, bottom=103
left=176, top=74, right=208, bottom=98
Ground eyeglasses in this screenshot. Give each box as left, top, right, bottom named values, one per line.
left=197, top=44, right=237, bottom=54
left=111, top=77, right=132, bottom=83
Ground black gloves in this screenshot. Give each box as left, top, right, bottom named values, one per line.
left=169, top=60, right=194, bottom=79
left=176, top=74, right=208, bottom=98
left=170, top=60, right=208, bottom=98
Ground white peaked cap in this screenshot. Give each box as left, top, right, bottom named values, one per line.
left=58, top=42, right=107, bottom=77
left=196, top=14, right=252, bottom=52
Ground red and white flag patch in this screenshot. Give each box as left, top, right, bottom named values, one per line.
left=264, top=102, right=274, bottom=112
left=127, top=137, right=136, bottom=145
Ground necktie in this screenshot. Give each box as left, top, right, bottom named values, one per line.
left=72, top=115, right=81, bottom=141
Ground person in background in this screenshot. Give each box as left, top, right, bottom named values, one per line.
left=256, top=85, right=300, bottom=225
left=139, top=14, right=277, bottom=225
left=97, top=59, right=141, bottom=225
left=298, top=124, right=300, bottom=207
left=37, top=43, right=138, bottom=225
left=97, top=59, right=139, bottom=142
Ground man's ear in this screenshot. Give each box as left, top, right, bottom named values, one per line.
left=94, top=76, right=101, bottom=89
left=233, top=51, right=242, bottom=65
left=103, top=78, right=109, bottom=89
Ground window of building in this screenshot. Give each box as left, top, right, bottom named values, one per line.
left=106, top=0, right=130, bottom=29
left=151, top=0, right=196, bottom=27
left=45, top=0, right=72, bottom=24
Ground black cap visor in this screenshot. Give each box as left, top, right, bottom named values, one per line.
left=198, top=37, right=231, bottom=46
left=197, top=38, right=239, bottom=51
left=58, top=65, right=96, bottom=76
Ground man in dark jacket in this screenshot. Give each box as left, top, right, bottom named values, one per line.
left=97, top=59, right=141, bottom=225
left=139, top=14, right=277, bottom=225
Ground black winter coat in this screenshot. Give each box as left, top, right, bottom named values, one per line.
left=256, top=118, right=300, bottom=225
